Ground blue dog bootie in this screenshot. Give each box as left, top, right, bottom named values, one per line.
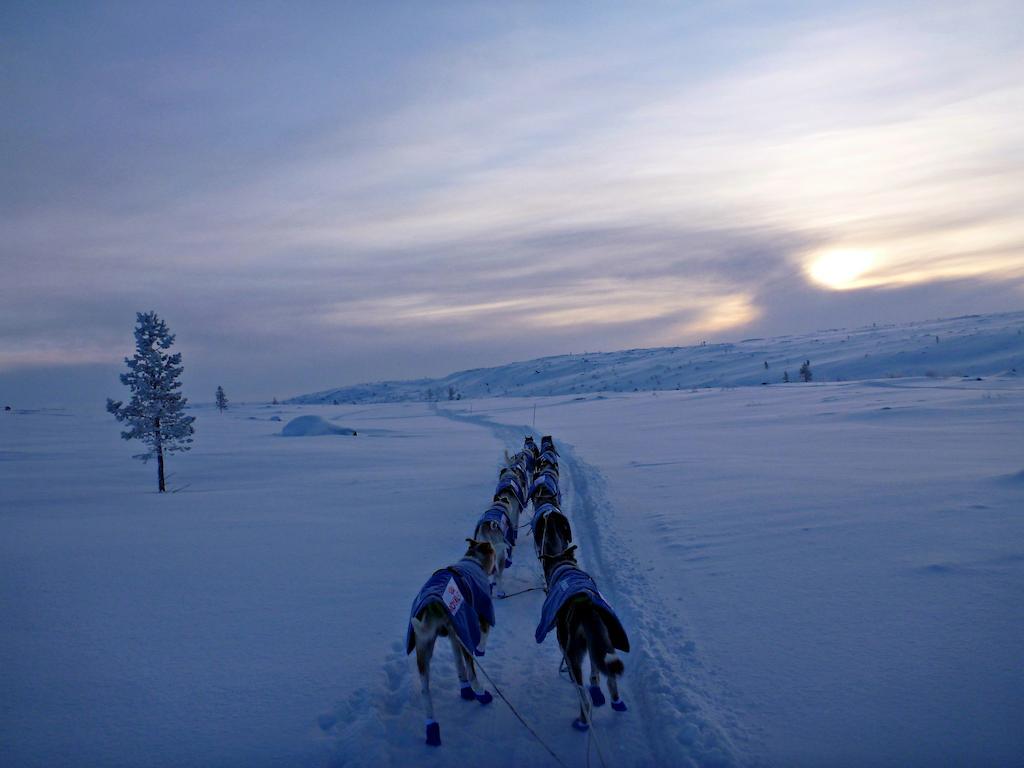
left=475, top=690, right=493, bottom=705
left=572, top=717, right=590, bottom=731
left=460, top=682, right=476, bottom=701
left=611, top=698, right=628, bottom=712
left=588, top=685, right=606, bottom=707
left=425, top=719, right=441, bottom=746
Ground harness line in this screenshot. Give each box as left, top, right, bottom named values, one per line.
left=496, top=585, right=544, bottom=599
left=559, top=643, right=611, bottom=768
left=453, top=636, right=570, bottom=768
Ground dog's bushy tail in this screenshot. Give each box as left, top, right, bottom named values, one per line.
left=581, top=601, right=624, bottom=677
left=604, top=653, right=625, bottom=676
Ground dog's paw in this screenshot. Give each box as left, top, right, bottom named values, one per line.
left=475, top=690, right=493, bottom=705
left=474, top=649, right=485, bottom=657
left=572, top=718, right=590, bottom=731
left=588, top=685, right=606, bottom=707
left=425, top=720, right=441, bottom=746
left=496, top=590, right=507, bottom=599
left=611, top=698, right=628, bottom=712
left=460, top=685, right=476, bottom=701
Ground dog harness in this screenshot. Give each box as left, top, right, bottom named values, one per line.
left=406, top=557, right=496, bottom=656
left=529, top=502, right=561, bottom=538
left=477, top=504, right=516, bottom=548
left=535, top=564, right=629, bottom=651
left=529, top=472, right=561, bottom=505
left=537, top=449, right=559, bottom=468
left=494, top=475, right=526, bottom=508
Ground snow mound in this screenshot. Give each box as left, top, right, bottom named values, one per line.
left=280, top=415, right=356, bottom=437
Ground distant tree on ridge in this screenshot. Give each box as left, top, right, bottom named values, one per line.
left=799, top=360, right=813, bottom=382
left=215, top=386, right=228, bottom=413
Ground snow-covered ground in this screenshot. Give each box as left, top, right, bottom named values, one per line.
left=2, top=377, right=1022, bottom=766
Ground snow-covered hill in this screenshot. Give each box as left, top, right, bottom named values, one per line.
left=291, top=311, right=1024, bottom=403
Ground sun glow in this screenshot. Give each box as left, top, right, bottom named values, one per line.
left=806, top=249, right=878, bottom=290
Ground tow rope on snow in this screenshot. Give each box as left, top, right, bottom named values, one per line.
left=451, top=634, right=570, bottom=768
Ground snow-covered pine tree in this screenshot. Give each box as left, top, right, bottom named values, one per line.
left=107, top=311, right=195, bottom=492
left=215, top=386, right=228, bottom=413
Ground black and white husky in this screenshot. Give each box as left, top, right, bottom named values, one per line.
left=532, top=503, right=572, bottom=558
left=407, top=539, right=497, bottom=746
left=474, top=500, right=515, bottom=597
left=538, top=543, right=630, bottom=729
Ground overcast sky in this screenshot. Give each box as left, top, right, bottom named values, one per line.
left=3, top=1, right=1022, bottom=407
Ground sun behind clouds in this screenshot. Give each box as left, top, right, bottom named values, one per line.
left=806, top=249, right=878, bottom=290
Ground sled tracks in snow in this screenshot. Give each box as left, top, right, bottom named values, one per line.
left=318, top=405, right=749, bottom=767
left=433, top=406, right=747, bottom=768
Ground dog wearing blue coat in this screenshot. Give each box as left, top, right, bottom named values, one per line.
left=474, top=501, right=515, bottom=597
left=407, top=539, right=497, bottom=746
left=538, top=542, right=630, bottom=730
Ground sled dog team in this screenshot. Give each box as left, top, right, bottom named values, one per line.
left=406, top=435, right=630, bottom=746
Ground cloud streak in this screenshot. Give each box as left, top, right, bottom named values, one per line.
left=2, top=1, right=1022, bottom=403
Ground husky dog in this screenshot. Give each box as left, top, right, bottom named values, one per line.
left=536, top=449, right=559, bottom=476
left=531, top=503, right=572, bottom=558
left=534, top=459, right=559, bottom=484
left=504, top=450, right=533, bottom=487
left=537, top=544, right=630, bottom=730
left=495, top=470, right=525, bottom=519
left=529, top=469, right=561, bottom=508
left=523, top=436, right=540, bottom=464
left=474, top=502, right=515, bottom=597
left=500, top=464, right=529, bottom=497
left=407, top=539, right=497, bottom=746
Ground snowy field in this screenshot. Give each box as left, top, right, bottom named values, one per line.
left=2, top=378, right=1022, bottom=767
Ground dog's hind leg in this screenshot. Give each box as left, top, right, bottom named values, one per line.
left=607, top=668, right=627, bottom=711
left=453, top=637, right=493, bottom=705
left=567, top=645, right=591, bottom=730
left=414, top=633, right=441, bottom=745
left=588, top=659, right=606, bottom=707
left=494, top=542, right=508, bottom=598
left=559, top=619, right=591, bottom=730
left=449, top=632, right=475, bottom=701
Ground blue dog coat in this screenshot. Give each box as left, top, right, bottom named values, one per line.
left=477, top=504, right=515, bottom=548
left=535, top=564, right=629, bottom=651
left=538, top=449, right=559, bottom=467
left=407, top=558, right=496, bottom=656
left=530, top=473, right=561, bottom=504
left=529, top=502, right=560, bottom=538
left=495, top=476, right=526, bottom=507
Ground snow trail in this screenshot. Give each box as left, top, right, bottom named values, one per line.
left=432, top=405, right=745, bottom=767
